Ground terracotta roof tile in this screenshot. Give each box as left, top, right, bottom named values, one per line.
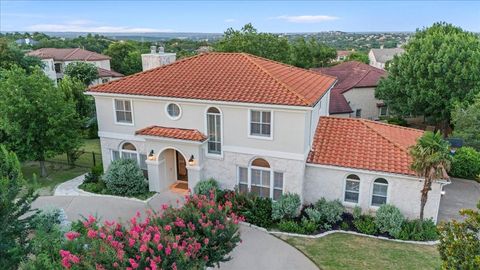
left=135, top=126, right=207, bottom=142
left=311, top=61, right=386, bottom=114
left=89, top=53, right=337, bottom=107
left=97, top=67, right=124, bottom=78
left=307, top=117, right=424, bottom=176
left=27, top=48, right=110, bottom=61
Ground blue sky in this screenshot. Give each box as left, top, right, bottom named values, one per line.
left=1, top=1, right=479, bottom=33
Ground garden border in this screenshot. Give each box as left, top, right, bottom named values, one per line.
left=77, top=188, right=157, bottom=203
left=239, top=221, right=439, bottom=246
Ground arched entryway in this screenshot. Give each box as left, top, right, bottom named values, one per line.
left=157, top=148, right=189, bottom=191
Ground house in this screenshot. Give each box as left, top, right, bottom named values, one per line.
left=15, top=38, right=39, bottom=46
left=27, top=48, right=124, bottom=85
left=87, top=53, right=447, bottom=221
left=335, top=50, right=354, bottom=62
left=368, top=47, right=404, bottom=69
left=312, top=61, right=387, bottom=120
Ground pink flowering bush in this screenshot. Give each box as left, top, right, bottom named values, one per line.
left=58, top=193, right=243, bottom=269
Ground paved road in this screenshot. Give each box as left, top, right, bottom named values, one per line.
left=32, top=194, right=318, bottom=270
left=438, top=178, right=480, bottom=222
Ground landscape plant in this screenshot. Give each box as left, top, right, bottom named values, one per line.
left=312, top=198, right=345, bottom=229
left=397, top=219, right=438, bottom=241
left=63, top=61, right=99, bottom=86
left=242, top=196, right=273, bottom=228
left=271, top=193, right=301, bottom=220
left=374, top=204, right=405, bottom=238
left=450, top=147, right=480, bottom=180
left=103, top=158, right=148, bottom=196
left=451, top=94, right=480, bottom=150
left=193, top=178, right=220, bottom=198
left=353, top=215, right=378, bottom=235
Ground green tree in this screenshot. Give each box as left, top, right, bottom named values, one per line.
left=438, top=201, right=480, bottom=269
left=289, top=37, right=336, bottom=68
left=103, top=41, right=143, bottom=75
left=63, top=61, right=99, bottom=85
left=375, top=22, right=480, bottom=135
left=214, top=23, right=290, bottom=63
left=0, top=145, right=38, bottom=269
left=347, top=52, right=369, bottom=64
left=0, top=38, right=43, bottom=73
left=410, top=131, right=451, bottom=220
left=0, top=66, right=83, bottom=176
left=451, top=94, right=480, bottom=150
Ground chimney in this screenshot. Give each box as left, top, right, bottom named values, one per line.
left=158, top=46, right=164, bottom=54
left=150, top=45, right=157, bottom=54
left=141, top=47, right=176, bottom=71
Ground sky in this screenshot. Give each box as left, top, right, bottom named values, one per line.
left=1, top=1, right=479, bottom=33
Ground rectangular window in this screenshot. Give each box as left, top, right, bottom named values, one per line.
left=379, top=106, right=388, bottom=117
left=372, top=183, right=388, bottom=206
left=273, top=172, right=284, bottom=201
left=251, top=168, right=270, bottom=198
left=238, top=167, right=248, bottom=193
left=207, top=113, right=221, bottom=154
left=114, top=99, right=133, bottom=124
left=355, top=109, right=362, bottom=118
left=111, top=150, right=120, bottom=161
left=139, top=153, right=148, bottom=179
left=345, top=179, right=360, bottom=203
left=250, top=110, right=271, bottom=137
left=54, top=63, right=62, bottom=73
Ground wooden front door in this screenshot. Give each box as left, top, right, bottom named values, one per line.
left=176, top=150, right=188, bottom=181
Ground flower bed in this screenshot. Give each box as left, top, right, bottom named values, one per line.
left=55, top=193, right=243, bottom=269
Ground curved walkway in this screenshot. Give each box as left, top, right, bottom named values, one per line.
left=33, top=181, right=318, bottom=270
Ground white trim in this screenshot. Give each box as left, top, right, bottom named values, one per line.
left=237, top=158, right=284, bottom=200
left=140, top=135, right=205, bottom=145
left=247, top=109, right=273, bottom=140
left=112, top=98, right=134, bottom=126
left=343, top=173, right=361, bottom=205
left=204, top=106, right=224, bottom=158
left=370, top=178, right=389, bottom=208
left=165, top=102, right=182, bottom=120
left=98, top=131, right=146, bottom=142
left=87, top=92, right=314, bottom=112
left=222, top=145, right=306, bottom=161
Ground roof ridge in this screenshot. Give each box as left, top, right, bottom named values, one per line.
left=359, top=120, right=414, bottom=154
left=241, top=53, right=311, bottom=106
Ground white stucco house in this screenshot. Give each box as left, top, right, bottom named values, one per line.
left=312, top=61, right=388, bottom=120
left=27, top=48, right=124, bottom=86
left=368, top=47, right=405, bottom=70
left=87, top=53, right=447, bottom=222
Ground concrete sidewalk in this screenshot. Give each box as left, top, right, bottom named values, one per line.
left=32, top=195, right=318, bottom=270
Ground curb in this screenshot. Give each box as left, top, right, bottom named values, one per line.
left=239, top=221, right=439, bottom=246
left=76, top=189, right=156, bottom=203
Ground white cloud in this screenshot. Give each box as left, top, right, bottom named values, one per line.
left=224, top=18, right=236, bottom=23
left=25, top=20, right=173, bottom=33
left=273, top=15, right=339, bottom=23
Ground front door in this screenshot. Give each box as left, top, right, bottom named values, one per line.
left=176, top=150, right=188, bottom=181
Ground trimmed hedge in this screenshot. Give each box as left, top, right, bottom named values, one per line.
left=103, top=159, right=148, bottom=196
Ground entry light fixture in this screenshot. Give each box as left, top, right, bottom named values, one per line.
left=147, top=150, right=155, bottom=160
left=188, top=155, right=195, bottom=166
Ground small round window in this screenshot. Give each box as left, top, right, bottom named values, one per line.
left=166, top=103, right=181, bottom=119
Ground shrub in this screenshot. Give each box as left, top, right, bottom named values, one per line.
left=194, top=178, right=220, bottom=198
left=374, top=204, right=405, bottom=238
left=83, top=164, right=104, bottom=184
left=301, top=218, right=317, bottom=234
left=80, top=181, right=106, bottom=194
left=52, top=193, right=243, bottom=269
left=311, top=198, right=345, bottom=229
left=354, top=215, right=378, bottom=235
left=385, top=116, right=408, bottom=127
left=352, top=206, right=362, bottom=220
left=278, top=220, right=305, bottom=234
left=243, top=196, right=273, bottom=228
left=103, top=159, right=148, bottom=196
left=340, top=221, right=350, bottom=231
left=397, top=219, right=438, bottom=241
left=271, top=193, right=301, bottom=220
left=450, top=147, right=480, bottom=180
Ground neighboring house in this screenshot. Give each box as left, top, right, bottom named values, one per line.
left=27, top=48, right=124, bottom=85
left=335, top=50, right=354, bottom=62
left=368, top=47, right=404, bottom=69
left=87, top=52, right=447, bottom=221
left=15, top=38, right=39, bottom=46
left=312, top=61, right=387, bottom=120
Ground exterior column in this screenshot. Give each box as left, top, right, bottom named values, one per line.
left=146, top=159, right=161, bottom=192
left=186, top=165, right=202, bottom=193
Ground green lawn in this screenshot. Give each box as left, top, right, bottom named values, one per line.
left=21, top=139, right=101, bottom=195
left=281, top=233, right=441, bottom=270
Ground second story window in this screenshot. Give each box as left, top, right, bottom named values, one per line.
left=166, top=103, right=181, bottom=120
left=250, top=110, right=272, bottom=138
left=54, top=63, right=62, bottom=73
left=206, top=107, right=222, bottom=155
left=114, top=99, right=133, bottom=124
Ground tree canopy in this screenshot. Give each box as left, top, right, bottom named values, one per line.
left=289, top=37, right=336, bottom=68
left=346, top=52, right=369, bottom=64
left=0, top=38, right=43, bottom=73
left=103, top=41, right=144, bottom=75
left=0, top=66, right=84, bottom=176
left=451, top=94, right=480, bottom=149
left=63, top=61, right=99, bottom=85
left=375, top=22, right=480, bottom=134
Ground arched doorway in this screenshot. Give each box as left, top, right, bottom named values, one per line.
left=157, top=148, right=189, bottom=191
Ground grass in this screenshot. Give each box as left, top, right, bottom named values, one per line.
left=79, top=181, right=156, bottom=201
left=21, top=139, right=101, bottom=196
left=281, top=233, right=441, bottom=270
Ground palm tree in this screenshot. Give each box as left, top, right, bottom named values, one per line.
left=410, top=131, right=451, bottom=220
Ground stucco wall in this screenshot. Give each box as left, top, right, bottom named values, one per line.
left=304, top=164, right=444, bottom=222
left=342, top=87, right=384, bottom=120
left=94, top=96, right=310, bottom=156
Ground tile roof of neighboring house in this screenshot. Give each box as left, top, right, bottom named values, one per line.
left=88, top=53, right=337, bottom=107
left=97, top=67, right=124, bottom=78
left=27, top=48, right=111, bottom=61
left=312, top=61, right=386, bottom=114
left=370, top=48, right=405, bottom=64
left=135, top=126, right=207, bottom=142
left=307, top=116, right=424, bottom=176
left=336, top=50, right=353, bottom=57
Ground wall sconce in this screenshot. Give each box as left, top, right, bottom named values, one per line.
left=147, top=150, right=155, bottom=160
left=188, top=155, right=195, bottom=166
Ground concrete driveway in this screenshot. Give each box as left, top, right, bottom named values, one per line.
left=438, top=178, right=480, bottom=222
left=32, top=194, right=318, bottom=270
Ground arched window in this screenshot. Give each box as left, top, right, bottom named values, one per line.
left=121, top=142, right=138, bottom=161
left=206, top=107, right=222, bottom=155
left=344, top=174, right=360, bottom=203
left=111, top=142, right=148, bottom=178
left=372, top=178, right=388, bottom=206
left=237, top=158, right=283, bottom=200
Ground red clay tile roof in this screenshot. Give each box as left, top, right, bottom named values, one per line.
left=307, top=117, right=424, bottom=176
left=97, top=67, right=124, bottom=78
left=312, top=61, right=386, bottom=114
left=89, top=53, right=337, bottom=107
left=27, top=48, right=110, bottom=61
left=135, top=126, right=207, bottom=142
